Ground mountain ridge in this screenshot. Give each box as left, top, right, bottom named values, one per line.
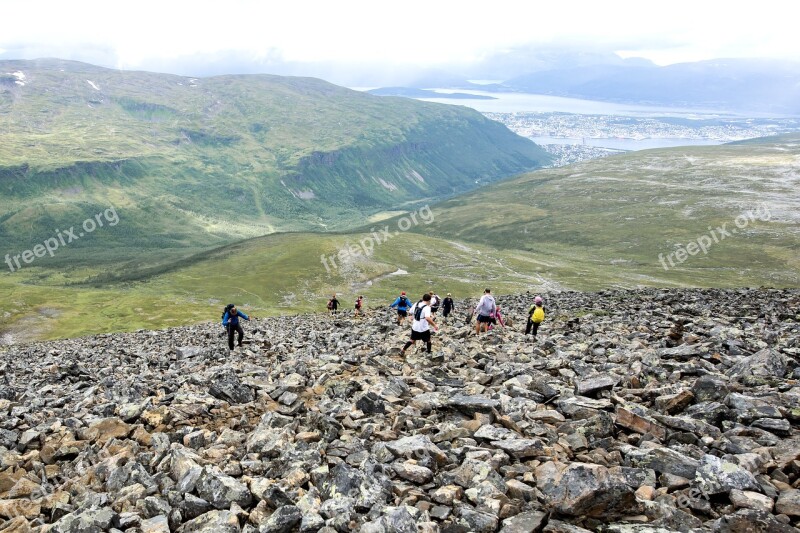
left=0, top=59, right=551, bottom=258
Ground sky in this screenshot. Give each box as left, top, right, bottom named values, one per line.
left=2, top=0, right=798, bottom=82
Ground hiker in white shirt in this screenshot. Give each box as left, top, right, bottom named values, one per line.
left=401, top=293, right=438, bottom=356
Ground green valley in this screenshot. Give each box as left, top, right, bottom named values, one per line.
left=2, top=60, right=798, bottom=343
left=0, top=58, right=551, bottom=270
left=3, top=135, right=798, bottom=342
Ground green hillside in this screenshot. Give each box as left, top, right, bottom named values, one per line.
left=0, top=231, right=550, bottom=341
left=0, top=58, right=551, bottom=268
left=405, top=134, right=800, bottom=288
left=3, top=68, right=798, bottom=344
left=4, top=135, right=798, bottom=342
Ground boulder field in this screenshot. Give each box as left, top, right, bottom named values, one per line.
left=0, top=287, right=798, bottom=532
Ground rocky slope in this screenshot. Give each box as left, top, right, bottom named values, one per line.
left=0, top=288, right=799, bottom=533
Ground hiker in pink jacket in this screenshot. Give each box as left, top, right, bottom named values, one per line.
left=488, top=304, right=505, bottom=330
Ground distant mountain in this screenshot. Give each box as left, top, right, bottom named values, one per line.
left=367, top=87, right=497, bottom=100
left=503, top=59, right=800, bottom=114
left=0, top=59, right=550, bottom=267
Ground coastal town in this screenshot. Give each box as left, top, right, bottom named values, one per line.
left=486, top=111, right=800, bottom=166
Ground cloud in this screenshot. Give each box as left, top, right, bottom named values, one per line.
left=2, top=0, right=799, bottom=76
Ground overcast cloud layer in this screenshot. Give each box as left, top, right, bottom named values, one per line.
left=2, top=0, right=799, bottom=84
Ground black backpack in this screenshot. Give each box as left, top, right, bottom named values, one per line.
left=222, top=303, right=235, bottom=320
left=400, top=296, right=410, bottom=308
left=414, top=303, right=428, bottom=321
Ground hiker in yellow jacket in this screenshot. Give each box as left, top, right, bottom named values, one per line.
left=525, top=295, right=545, bottom=337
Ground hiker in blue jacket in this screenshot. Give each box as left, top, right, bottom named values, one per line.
left=222, top=305, right=250, bottom=351
left=390, top=291, right=412, bottom=326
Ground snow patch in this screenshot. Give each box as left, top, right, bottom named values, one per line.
left=86, top=80, right=100, bottom=91
left=448, top=240, right=479, bottom=254
left=289, top=189, right=315, bottom=200
left=352, top=269, right=408, bottom=290
left=378, top=178, right=398, bottom=191
left=10, top=71, right=25, bottom=86
left=282, top=181, right=315, bottom=199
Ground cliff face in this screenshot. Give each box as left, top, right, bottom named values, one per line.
left=1, top=288, right=799, bottom=531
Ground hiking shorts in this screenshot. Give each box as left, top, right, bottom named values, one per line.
left=477, top=314, right=493, bottom=323
left=397, top=310, right=408, bottom=317
left=410, top=329, right=431, bottom=342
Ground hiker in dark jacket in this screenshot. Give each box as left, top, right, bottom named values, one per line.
left=222, top=305, right=250, bottom=350
left=442, top=293, right=455, bottom=319
left=327, top=294, right=340, bottom=314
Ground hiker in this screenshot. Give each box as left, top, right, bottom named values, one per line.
left=219, top=303, right=235, bottom=337
left=401, top=293, right=438, bottom=356
left=327, top=294, right=340, bottom=314
left=390, top=291, right=412, bottom=325
left=526, top=295, right=546, bottom=337
left=222, top=305, right=250, bottom=351
left=354, top=295, right=364, bottom=316
left=488, top=304, right=506, bottom=330
left=442, top=293, right=455, bottom=319
left=474, top=288, right=496, bottom=335
left=429, top=291, right=441, bottom=314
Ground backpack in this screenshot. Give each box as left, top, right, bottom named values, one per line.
left=222, top=303, right=235, bottom=320
left=399, top=296, right=410, bottom=308
left=532, top=306, right=545, bottom=324
left=327, top=299, right=333, bottom=310
left=414, top=303, right=428, bottom=321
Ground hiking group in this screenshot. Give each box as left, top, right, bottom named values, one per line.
left=216, top=290, right=544, bottom=356
left=393, top=287, right=546, bottom=359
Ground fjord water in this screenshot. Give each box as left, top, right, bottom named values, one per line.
left=414, top=89, right=798, bottom=151
left=418, top=89, right=793, bottom=117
